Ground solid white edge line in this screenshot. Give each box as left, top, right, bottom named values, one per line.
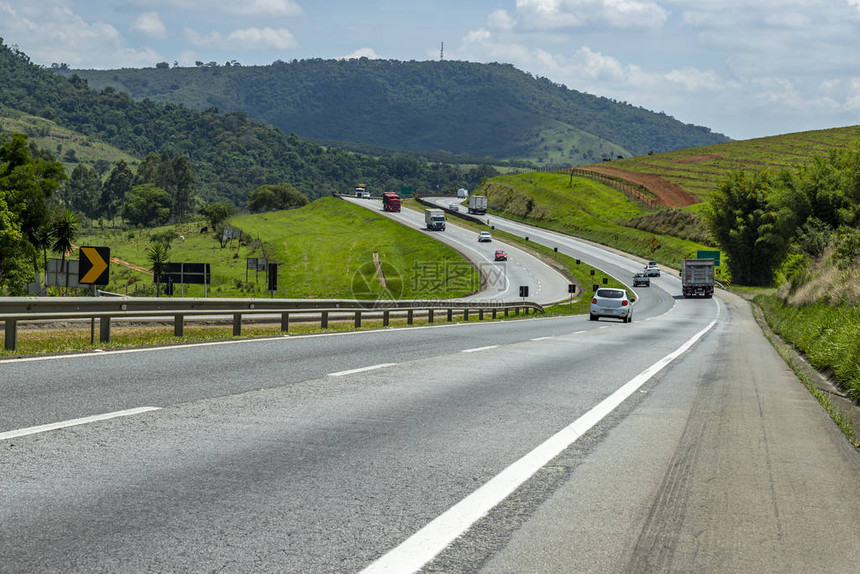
left=0, top=406, right=162, bottom=441
left=328, top=363, right=398, bottom=377
left=530, top=336, right=553, bottom=341
left=360, top=311, right=720, bottom=574
left=461, top=345, right=499, bottom=353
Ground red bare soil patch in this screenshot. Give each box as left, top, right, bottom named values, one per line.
left=111, top=257, right=151, bottom=275
left=583, top=165, right=700, bottom=208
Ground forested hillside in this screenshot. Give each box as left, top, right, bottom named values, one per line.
left=0, top=40, right=493, bottom=206
left=58, top=59, right=730, bottom=165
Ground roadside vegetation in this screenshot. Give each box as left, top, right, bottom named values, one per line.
left=73, top=197, right=480, bottom=300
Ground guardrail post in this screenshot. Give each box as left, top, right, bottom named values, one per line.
left=478, top=309, right=484, bottom=321
left=321, top=311, right=329, bottom=329
left=355, top=311, right=362, bottom=328
left=233, top=313, right=242, bottom=336
left=464, top=309, right=470, bottom=321
left=428, top=309, right=434, bottom=323
left=515, top=307, right=519, bottom=316
left=447, top=309, right=453, bottom=322
left=505, top=308, right=509, bottom=317
left=174, top=314, right=185, bottom=337
left=383, top=310, right=390, bottom=327
left=407, top=310, right=414, bottom=325
left=281, top=312, right=289, bottom=332
left=4, top=320, right=17, bottom=351
left=99, top=316, right=111, bottom=344
left=492, top=309, right=497, bottom=319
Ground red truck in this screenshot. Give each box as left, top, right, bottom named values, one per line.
left=382, top=192, right=401, bottom=212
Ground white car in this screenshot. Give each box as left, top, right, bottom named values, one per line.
left=590, top=288, right=632, bottom=322
left=478, top=231, right=492, bottom=242
left=449, top=203, right=460, bottom=212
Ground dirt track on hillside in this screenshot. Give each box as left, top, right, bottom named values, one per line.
left=583, top=165, right=700, bottom=208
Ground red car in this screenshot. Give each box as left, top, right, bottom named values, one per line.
left=494, top=250, right=507, bottom=261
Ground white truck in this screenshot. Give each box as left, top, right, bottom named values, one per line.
left=425, top=208, right=446, bottom=231
left=681, top=258, right=715, bottom=298
left=468, top=195, right=488, bottom=215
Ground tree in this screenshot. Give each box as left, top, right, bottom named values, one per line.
left=170, top=155, right=196, bottom=221
left=50, top=209, right=79, bottom=293
left=93, top=159, right=111, bottom=176
left=67, top=164, right=102, bottom=218
left=123, top=184, right=172, bottom=226
left=100, top=160, right=133, bottom=224
left=146, top=242, right=170, bottom=297
left=706, top=170, right=793, bottom=286
left=0, top=133, right=66, bottom=294
left=247, top=183, right=309, bottom=212
left=134, top=152, right=162, bottom=186
left=200, top=201, right=236, bottom=229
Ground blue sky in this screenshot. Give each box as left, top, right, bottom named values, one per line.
left=2, top=0, right=860, bottom=141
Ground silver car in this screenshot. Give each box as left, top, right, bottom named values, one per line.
left=590, top=288, right=632, bottom=322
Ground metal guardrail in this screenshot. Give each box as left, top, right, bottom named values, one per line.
left=0, top=297, right=544, bottom=352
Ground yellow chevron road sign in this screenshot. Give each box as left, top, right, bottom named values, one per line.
left=78, top=246, right=110, bottom=285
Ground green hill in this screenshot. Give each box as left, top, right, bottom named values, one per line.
left=579, top=125, right=860, bottom=201
left=0, top=40, right=493, bottom=206
left=57, top=59, right=730, bottom=166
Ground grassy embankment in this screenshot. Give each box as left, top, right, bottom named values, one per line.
left=4, top=198, right=484, bottom=355
left=474, top=171, right=717, bottom=271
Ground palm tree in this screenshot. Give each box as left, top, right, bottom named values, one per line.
left=146, top=242, right=170, bottom=297
left=50, top=209, right=80, bottom=294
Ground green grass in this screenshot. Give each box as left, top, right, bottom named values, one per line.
left=0, top=105, right=138, bottom=172
left=590, top=125, right=860, bottom=201
left=76, top=197, right=480, bottom=299
left=476, top=171, right=718, bottom=271
left=755, top=295, right=860, bottom=403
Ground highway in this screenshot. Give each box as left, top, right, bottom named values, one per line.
left=2, top=203, right=859, bottom=573
left=342, top=196, right=572, bottom=304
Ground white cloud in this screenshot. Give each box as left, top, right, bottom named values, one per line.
left=226, top=28, right=297, bottom=50
left=125, top=0, right=302, bottom=16
left=342, top=48, right=379, bottom=60
left=184, top=27, right=222, bottom=47
left=0, top=1, right=160, bottom=68
left=185, top=27, right=297, bottom=50
left=226, top=0, right=302, bottom=17
left=487, top=9, right=517, bottom=31
left=664, top=67, right=727, bottom=92
left=131, top=11, right=167, bottom=39
left=514, top=0, right=668, bottom=30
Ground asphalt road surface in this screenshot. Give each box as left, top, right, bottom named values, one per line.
left=2, top=207, right=859, bottom=573
left=343, top=196, right=571, bottom=304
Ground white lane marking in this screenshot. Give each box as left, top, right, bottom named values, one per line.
left=0, top=407, right=161, bottom=441
left=360, top=314, right=719, bottom=574
left=461, top=345, right=499, bottom=353
left=328, top=363, right=397, bottom=377
left=530, top=336, right=553, bottom=341
left=0, top=316, right=553, bottom=365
